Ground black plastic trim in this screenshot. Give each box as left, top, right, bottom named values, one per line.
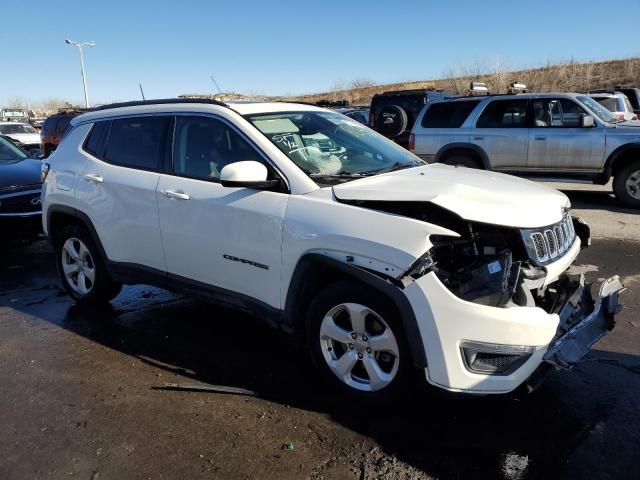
left=604, top=142, right=640, bottom=179
left=93, top=98, right=228, bottom=111
left=435, top=143, right=490, bottom=169
left=284, top=253, right=428, bottom=367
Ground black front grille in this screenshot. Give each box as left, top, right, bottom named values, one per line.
left=0, top=191, right=41, bottom=214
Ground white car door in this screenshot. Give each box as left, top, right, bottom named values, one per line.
left=156, top=115, right=289, bottom=309
left=75, top=116, right=171, bottom=272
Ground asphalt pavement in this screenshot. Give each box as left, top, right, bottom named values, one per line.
left=1, top=185, right=639, bottom=480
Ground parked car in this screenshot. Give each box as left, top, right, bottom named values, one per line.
left=592, top=87, right=640, bottom=116
left=0, top=135, right=43, bottom=244
left=0, top=122, right=42, bottom=155
left=41, top=99, right=624, bottom=401
left=336, top=107, right=370, bottom=125
left=589, top=92, right=637, bottom=121
left=369, top=89, right=455, bottom=149
left=411, top=92, right=640, bottom=207
left=41, top=109, right=87, bottom=157
left=0, top=108, right=30, bottom=123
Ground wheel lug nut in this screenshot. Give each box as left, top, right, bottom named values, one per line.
left=357, top=353, right=363, bottom=359
left=348, top=343, right=354, bottom=349
left=351, top=332, right=357, bottom=339
left=362, top=335, right=368, bottom=341
left=366, top=347, right=372, bottom=353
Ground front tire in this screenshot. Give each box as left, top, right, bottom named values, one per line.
left=306, top=281, right=411, bottom=404
left=55, top=224, right=122, bottom=304
left=613, top=159, right=640, bottom=208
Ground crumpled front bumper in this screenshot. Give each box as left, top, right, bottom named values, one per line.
left=404, top=270, right=625, bottom=394
left=543, top=275, right=625, bottom=368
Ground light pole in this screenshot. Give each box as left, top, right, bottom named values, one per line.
left=65, top=39, right=95, bottom=108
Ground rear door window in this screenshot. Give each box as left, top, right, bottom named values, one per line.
left=421, top=100, right=480, bottom=128
left=476, top=100, right=529, bottom=128
left=103, top=116, right=171, bottom=170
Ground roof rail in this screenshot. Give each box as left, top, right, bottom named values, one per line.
left=93, top=98, right=228, bottom=111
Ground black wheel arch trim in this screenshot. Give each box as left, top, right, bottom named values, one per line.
left=604, top=142, right=640, bottom=179
left=435, top=143, right=489, bottom=169
left=46, top=205, right=110, bottom=262
left=284, top=253, right=428, bottom=368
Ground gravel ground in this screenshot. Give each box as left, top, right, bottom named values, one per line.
left=1, top=184, right=639, bottom=480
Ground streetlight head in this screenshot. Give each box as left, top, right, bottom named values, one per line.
left=65, top=39, right=71, bottom=44
left=88, top=41, right=96, bottom=47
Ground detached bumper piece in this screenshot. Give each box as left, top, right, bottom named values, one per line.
left=543, top=275, right=625, bottom=369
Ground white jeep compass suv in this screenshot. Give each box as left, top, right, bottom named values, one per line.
left=41, top=99, right=624, bottom=401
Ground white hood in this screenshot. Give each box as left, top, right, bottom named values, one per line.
left=5, top=132, right=40, bottom=145
left=333, top=164, right=569, bottom=229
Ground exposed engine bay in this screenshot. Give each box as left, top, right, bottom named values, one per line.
left=342, top=200, right=590, bottom=310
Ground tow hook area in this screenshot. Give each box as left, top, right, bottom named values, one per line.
left=543, top=275, right=625, bottom=369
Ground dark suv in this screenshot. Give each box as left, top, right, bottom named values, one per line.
left=369, top=89, right=455, bottom=148
left=41, top=109, right=87, bottom=157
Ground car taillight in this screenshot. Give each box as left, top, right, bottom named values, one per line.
left=41, top=162, right=50, bottom=182
left=408, top=133, right=415, bottom=151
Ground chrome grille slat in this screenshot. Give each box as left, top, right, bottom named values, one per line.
left=526, top=213, right=575, bottom=264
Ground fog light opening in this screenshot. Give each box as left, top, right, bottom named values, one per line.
left=461, top=341, right=534, bottom=376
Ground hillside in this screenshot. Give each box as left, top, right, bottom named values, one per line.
left=282, top=57, right=640, bottom=106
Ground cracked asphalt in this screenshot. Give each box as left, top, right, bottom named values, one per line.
left=1, top=186, right=639, bottom=480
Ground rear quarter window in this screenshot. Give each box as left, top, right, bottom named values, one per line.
left=84, top=121, right=111, bottom=157
left=421, top=100, right=480, bottom=128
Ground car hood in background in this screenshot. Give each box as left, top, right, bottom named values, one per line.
left=5, top=132, right=41, bottom=145
left=0, top=158, right=43, bottom=190
left=332, top=164, right=569, bottom=229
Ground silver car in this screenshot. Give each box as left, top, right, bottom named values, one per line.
left=410, top=92, right=640, bottom=207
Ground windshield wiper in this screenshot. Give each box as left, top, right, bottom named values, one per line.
left=367, top=162, right=419, bottom=175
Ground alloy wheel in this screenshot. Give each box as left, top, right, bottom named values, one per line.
left=61, top=237, right=96, bottom=295
left=319, top=302, right=400, bottom=392
left=625, top=169, right=640, bottom=200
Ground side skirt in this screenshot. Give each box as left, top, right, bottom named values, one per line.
left=106, top=261, right=283, bottom=330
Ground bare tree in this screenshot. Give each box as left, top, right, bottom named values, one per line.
left=351, top=78, right=376, bottom=89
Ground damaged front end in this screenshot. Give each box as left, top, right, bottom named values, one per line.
left=543, top=274, right=625, bottom=368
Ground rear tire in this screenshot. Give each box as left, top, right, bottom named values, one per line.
left=613, top=159, right=640, bottom=208
left=55, top=224, right=122, bottom=305
left=306, top=281, right=411, bottom=405
left=442, top=155, right=481, bottom=168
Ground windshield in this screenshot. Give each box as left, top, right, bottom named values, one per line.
left=0, top=123, right=37, bottom=134
left=0, top=136, right=29, bottom=164
left=248, top=111, right=424, bottom=185
left=578, top=96, right=617, bottom=122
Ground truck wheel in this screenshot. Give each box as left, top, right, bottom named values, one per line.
left=55, top=224, right=122, bottom=304
left=442, top=155, right=481, bottom=168
left=306, top=281, right=411, bottom=404
left=613, top=159, right=640, bottom=208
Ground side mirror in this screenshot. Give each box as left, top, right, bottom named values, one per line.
left=580, top=115, right=595, bottom=128
left=220, top=161, right=279, bottom=189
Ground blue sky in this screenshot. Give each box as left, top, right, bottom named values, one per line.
left=1, top=0, right=638, bottom=106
